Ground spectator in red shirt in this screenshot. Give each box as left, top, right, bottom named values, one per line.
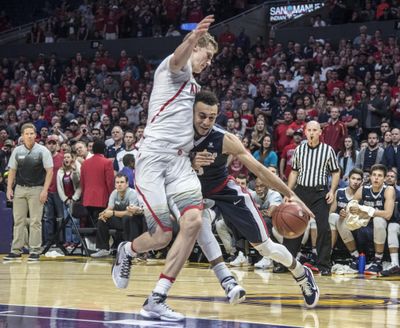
left=274, top=110, right=294, bottom=154
left=287, top=108, right=306, bottom=138
left=80, top=140, right=114, bottom=223
left=280, top=129, right=303, bottom=181
left=376, top=0, right=390, bottom=20
left=327, top=70, right=344, bottom=97
left=322, top=106, right=348, bottom=153
left=43, top=135, right=64, bottom=244
left=218, top=24, right=236, bottom=46
left=186, top=2, right=204, bottom=23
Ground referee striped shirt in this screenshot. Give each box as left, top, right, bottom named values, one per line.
left=291, top=142, right=340, bottom=187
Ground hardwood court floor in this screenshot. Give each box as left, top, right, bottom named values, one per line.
left=0, top=255, right=400, bottom=327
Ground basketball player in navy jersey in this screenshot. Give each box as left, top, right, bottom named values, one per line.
left=330, top=168, right=363, bottom=270
left=192, top=91, right=320, bottom=308
left=380, top=169, right=400, bottom=276
left=346, top=164, right=395, bottom=274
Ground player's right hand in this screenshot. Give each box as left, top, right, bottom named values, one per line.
left=193, top=15, right=215, bottom=38
left=286, top=194, right=315, bottom=219
left=192, top=150, right=214, bottom=170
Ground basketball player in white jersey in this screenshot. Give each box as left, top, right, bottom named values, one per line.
left=111, top=16, right=218, bottom=322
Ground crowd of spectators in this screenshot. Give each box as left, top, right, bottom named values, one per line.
left=1, top=2, right=400, bottom=259
left=23, top=0, right=262, bottom=43
left=326, top=0, right=400, bottom=25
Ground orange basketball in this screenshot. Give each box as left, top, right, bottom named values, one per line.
left=272, top=202, right=310, bottom=239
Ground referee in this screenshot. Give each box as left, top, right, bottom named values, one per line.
left=287, top=121, right=340, bottom=275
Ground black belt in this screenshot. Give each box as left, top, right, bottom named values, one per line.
left=297, top=185, right=328, bottom=191
left=17, top=184, right=42, bottom=188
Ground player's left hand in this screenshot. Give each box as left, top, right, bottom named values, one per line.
left=325, top=190, right=334, bottom=204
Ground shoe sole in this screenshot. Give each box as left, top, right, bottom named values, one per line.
left=3, top=258, right=22, bottom=261
left=254, top=265, right=273, bottom=269
left=303, top=267, right=320, bottom=309
left=228, top=286, right=246, bottom=305
left=112, top=242, right=129, bottom=289
left=140, top=309, right=184, bottom=322
left=364, top=271, right=380, bottom=275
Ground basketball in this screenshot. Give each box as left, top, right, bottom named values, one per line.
left=272, top=202, right=310, bottom=239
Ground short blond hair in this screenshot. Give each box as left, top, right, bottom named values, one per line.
left=184, top=32, right=218, bottom=53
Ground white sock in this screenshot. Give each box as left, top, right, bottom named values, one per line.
left=212, top=262, right=233, bottom=284
left=153, top=278, right=173, bottom=295
left=375, top=253, right=383, bottom=261
left=290, top=260, right=306, bottom=279
left=390, top=253, right=399, bottom=267
left=312, top=247, right=317, bottom=255
left=124, top=242, right=136, bottom=257
left=351, top=250, right=359, bottom=258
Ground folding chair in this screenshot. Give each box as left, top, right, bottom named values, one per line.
left=41, top=216, right=70, bottom=256
left=71, top=209, right=120, bottom=257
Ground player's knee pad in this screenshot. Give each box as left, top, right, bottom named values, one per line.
left=272, top=227, right=283, bottom=244
left=337, top=219, right=355, bottom=244
left=329, top=213, right=339, bottom=231
left=373, top=217, right=387, bottom=245
left=254, top=238, right=293, bottom=268
left=197, top=209, right=222, bottom=262
left=388, top=222, right=400, bottom=248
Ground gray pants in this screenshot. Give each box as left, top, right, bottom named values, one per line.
left=11, top=185, right=44, bottom=254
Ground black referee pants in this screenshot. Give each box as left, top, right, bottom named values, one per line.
left=283, top=185, right=332, bottom=269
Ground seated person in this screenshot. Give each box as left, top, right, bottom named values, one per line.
left=119, top=154, right=135, bottom=189
left=381, top=169, right=400, bottom=276
left=91, top=173, right=144, bottom=258
left=215, top=174, right=255, bottom=267
left=331, top=168, right=363, bottom=269
left=343, top=164, right=395, bottom=275
left=253, top=177, right=282, bottom=269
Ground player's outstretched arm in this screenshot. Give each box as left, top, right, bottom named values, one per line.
left=169, top=15, right=215, bottom=73
left=222, top=133, right=314, bottom=218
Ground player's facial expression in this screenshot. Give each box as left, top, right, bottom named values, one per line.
left=124, top=133, right=135, bottom=146
left=115, top=177, right=128, bottom=192
left=371, top=170, right=385, bottom=187
left=349, top=173, right=362, bottom=191
left=192, top=45, right=215, bottom=73
left=391, top=129, right=400, bottom=144
left=63, top=153, right=73, bottom=166
left=344, top=137, right=353, bottom=148
left=368, top=134, right=378, bottom=147
left=386, top=172, right=397, bottom=186
left=236, top=178, right=247, bottom=188
left=255, top=179, right=267, bottom=196
left=305, top=122, right=321, bottom=142
left=194, top=102, right=218, bottom=136
left=22, top=128, right=36, bottom=148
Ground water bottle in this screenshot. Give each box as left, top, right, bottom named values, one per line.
left=358, top=253, right=366, bottom=274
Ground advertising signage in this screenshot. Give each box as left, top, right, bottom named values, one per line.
left=269, top=2, right=324, bottom=22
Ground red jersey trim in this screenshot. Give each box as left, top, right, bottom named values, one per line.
left=150, top=80, right=189, bottom=124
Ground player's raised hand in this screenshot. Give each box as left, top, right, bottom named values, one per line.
left=193, top=15, right=215, bottom=38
